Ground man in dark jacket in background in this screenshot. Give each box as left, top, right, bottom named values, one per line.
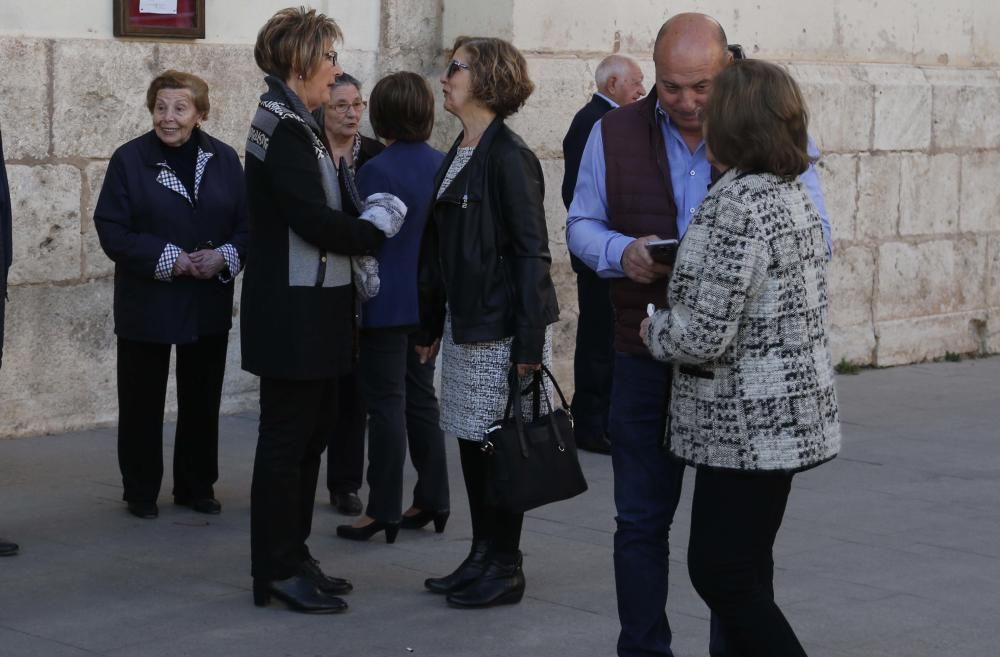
left=1, top=125, right=19, bottom=557
left=560, top=54, right=644, bottom=454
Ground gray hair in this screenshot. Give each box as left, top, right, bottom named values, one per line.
left=334, top=72, right=362, bottom=91
left=595, top=54, right=638, bottom=92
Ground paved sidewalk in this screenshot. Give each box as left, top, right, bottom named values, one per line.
left=1, top=357, right=999, bottom=657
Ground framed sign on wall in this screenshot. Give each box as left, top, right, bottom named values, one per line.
left=113, top=0, right=206, bottom=39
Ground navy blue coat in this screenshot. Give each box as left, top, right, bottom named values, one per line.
left=94, top=129, right=249, bottom=344
left=356, top=141, right=444, bottom=329
left=0, top=128, right=12, bottom=366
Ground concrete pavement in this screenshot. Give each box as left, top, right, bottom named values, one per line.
left=1, top=357, right=999, bottom=656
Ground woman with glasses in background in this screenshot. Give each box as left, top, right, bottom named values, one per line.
left=312, top=73, right=385, bottom=518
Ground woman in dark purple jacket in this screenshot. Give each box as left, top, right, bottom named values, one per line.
left=94, top=71, right=248, bottom=521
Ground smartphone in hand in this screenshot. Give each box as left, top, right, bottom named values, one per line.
left=645, top=239, right=679, bottom=265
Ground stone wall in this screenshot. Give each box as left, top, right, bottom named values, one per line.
left=2, top=0, right=999, bottom=438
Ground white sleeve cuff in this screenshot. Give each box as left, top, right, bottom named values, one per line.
left=154, top=243, right=182, bottom=282
left=215, top=243, right=241, bottom=284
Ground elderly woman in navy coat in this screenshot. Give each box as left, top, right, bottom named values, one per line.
left=94, top=70, right=249, bottom=520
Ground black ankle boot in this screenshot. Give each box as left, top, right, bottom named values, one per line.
left=446, top=552, right=525, bottom=608
left=424, top=539, right=490, bottom=594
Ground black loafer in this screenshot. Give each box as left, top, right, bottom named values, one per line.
left=332, top=492, right=363, bottom=516
left=253, top=575, right=348, bottom=614
left=175, top=497, right=222, bottom=515
left=127, top=500, right=159, bottom=519
left=0, top=538, right=19, bottom=557
left=298, top=558, right=353, bottom=595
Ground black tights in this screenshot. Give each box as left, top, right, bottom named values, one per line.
left=458, top=439, right=523, bottom=557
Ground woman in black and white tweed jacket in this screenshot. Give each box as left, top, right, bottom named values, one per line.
left=641, top=60, right=840, bottom=657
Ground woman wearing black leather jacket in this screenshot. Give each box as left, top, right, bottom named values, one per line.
left=416, top=36, right=559, bottom=609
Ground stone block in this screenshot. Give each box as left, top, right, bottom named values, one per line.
left=381, top=0, right=441, bottom=55
left=862, top=65, right=932, bottom=152
left=0, top=37, right=49, bottom=160
left=815, top=154, right=857, bottom=243
left=856, top=154, right=900, bottom=240
left=898, top=153, right=959, bottom=237
left=508, top=57, right=595, bottom=159
left=540, top=158, right=568, bottom=250
left=829, top=245, right=875, bottom=328
left=988, top=310, right=1000, bottom=355
left=5, top=164, right=81, bottom=285
left=82, top=160, right=114, bottom=279
left=829, top=323, right=876, bottom=367
left=875, top=311, right=987, bottom=366
left=959, top=152, right=1000, bottom=235
left=52, top=40, right=156, bottom=159
left=0, top=281, right=117, bottom=438
left=876, top=238, right=988, bottom=322
left=925, top=68, right=1000, bottom=150
left=156, top=43, right=263, bottom=154
left=785, top=63, right=872, bottom=153
left=990, top=235, right=1000, bottom=311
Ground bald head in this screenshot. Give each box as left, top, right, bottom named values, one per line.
left=652, top=13, right=732, bottom=144
left=595, top=54, right=645, bottom=106
left=654, top=13, right=728, bottom=58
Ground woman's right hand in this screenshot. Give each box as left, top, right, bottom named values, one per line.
left=414, top=339, right=441, bottom=364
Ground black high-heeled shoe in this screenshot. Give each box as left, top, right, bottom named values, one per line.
left=252, top=575, right=348, bottom=614
left=336, top=519, right=400, bottom=544
left=400, top=509, right=450, bottom=533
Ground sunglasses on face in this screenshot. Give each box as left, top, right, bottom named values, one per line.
left=324, top=50, right=339, bottom=66
left=446, top=59, right=470, bottom=78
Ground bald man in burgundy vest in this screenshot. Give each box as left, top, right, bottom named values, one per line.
left=566, top=14, right=830, bottom=657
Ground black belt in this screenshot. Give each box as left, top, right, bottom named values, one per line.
left=678, top=364, right=714, bottom=380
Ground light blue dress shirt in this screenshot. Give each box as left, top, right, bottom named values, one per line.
left=566, top=101, right=832, bottom=277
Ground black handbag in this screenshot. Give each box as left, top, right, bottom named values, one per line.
left=481, top=365, right=588, bottom=513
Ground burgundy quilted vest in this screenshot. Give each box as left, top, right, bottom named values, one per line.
left=601, top=93, right=678, bottom=355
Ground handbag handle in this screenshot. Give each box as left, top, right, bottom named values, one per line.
left=503, top=365, right=572, bottom=458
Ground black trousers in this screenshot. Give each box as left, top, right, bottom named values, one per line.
left=688, top=466, right=807, bottom=657
left=326, top=371, right=365, bottom=495
left=116, top=334, right=228, bottom=503
left=251, top=376, right=337, bottom=580
left=359, top=329, right=449, bottom=522
left=458, top=439, right=522, bottom=556
left=570, top=255, right=614, bottom=442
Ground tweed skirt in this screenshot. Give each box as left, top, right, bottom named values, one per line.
left=439, top=314, right=554, bottom=441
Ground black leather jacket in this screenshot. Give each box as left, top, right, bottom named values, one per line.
left=417, top=118, right=559, bottom=363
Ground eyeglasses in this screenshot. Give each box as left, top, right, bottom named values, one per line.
left=324, top=49, right=339, bottom=66
left=331, top=100, right=367, bottom=114
left=446, top=60, right=470, bottom=78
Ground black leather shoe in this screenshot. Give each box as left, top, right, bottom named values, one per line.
left=446, top=553, right=525, bottom=608
left=174, top=497, right=222, bottom=514
left=298, top=558, right=353, bottom=595
left=332, top=492, right=363, bottom=516
left=336, top=519, right=399, bottom=544
left=253, top=575, right=348, bottom=614
left=425, top=539, right=490, bottom=594
left=401, top=509, right=450, bottom=533
left=0, top=538, right=19, bottom=557
left=127, top=500, right=159, bottom=519
left=576, top=433, right=612, bottom=455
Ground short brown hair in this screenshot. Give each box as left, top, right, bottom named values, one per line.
left=704, top=59, right=812, bottom=177
left=450, top=36, right=534, bottom=119
left=369, top=72, right=434, bottom=142
left=254, top=6, right=343, bottom=80
left=146, top=70, right=210, bottom=118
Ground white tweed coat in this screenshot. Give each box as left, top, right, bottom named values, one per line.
left=644, top=168, right=841, bottom=473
